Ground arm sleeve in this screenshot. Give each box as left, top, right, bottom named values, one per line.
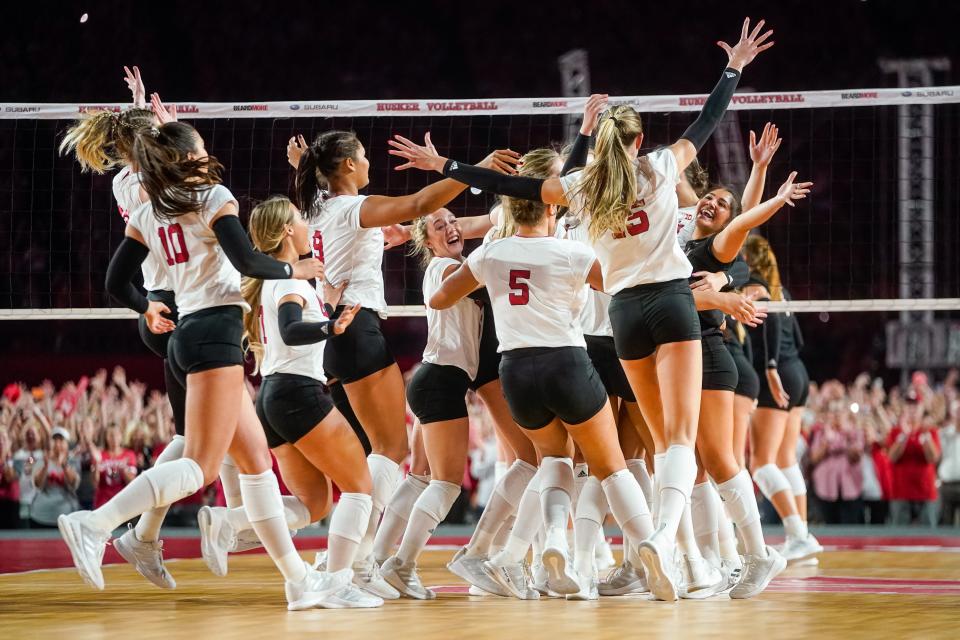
left=443, top=160, right=545, bottom=202
left=105, top=238, right=150, bottom=314
left=277, top=301, right=335, bottom=346
left=212, top=216, right=294, bottom=279
left=561, top=133, right=591, bottom=177
left=680, top=68, right=741, bottom=151
left=761, top=309, right=782, bottom=368
left=725, top=257, right=750, bottom=291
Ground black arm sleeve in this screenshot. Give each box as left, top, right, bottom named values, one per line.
left=561, top=133, right=591, bottom=177
left=725, top=257, right=750, bottom=291
left=278, top=301, right=335, bottom=346
left=105, top=238, right=150, bottom=314
left=212, top=216, right=293, bottom=279
left=680, top=68, right=741, bottom=151
left=761, top=308, right=782, bottom=368
left=443, top=160, right=545, bottom=202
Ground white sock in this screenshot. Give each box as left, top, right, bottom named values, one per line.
left=602, top=469, right=654, bottom=566
left=490, top=515, right=516, bottom=556
left=395, top=480, right=461, bottom=564
left=626, top=458, right=655, bottom=512
left=494, top=461, right=508, bottom=483
left=466, top=460, right=536, bottom=558
left=239, top=470, right=304, bottom=583
left=133, top=434, right=185, bottom=542
left=357, top=454, right=401, bottom=563
left=493, top=467, right=543, bottom=565
left=656, top=445, right=697, bottom=542
left=783, top=514, right=808, bottom=541
left=89, top=457, right=203, bottom=533
left=219, top=455, right=243, bottom=509
left=652, top=453, right=667, bottom=522
left=573, top=463, right=590, bottom=512
left=539, top=457, right=574, bottom=552
left=328, top=493, right=373, bottom=572
left=574, top=476, right=606, bottom=577
left=781, top=464, right=807, bottom=500
left=717, top=470, right=767, bottom=557
left=373, top=473, right=429, bottom=563
left=691, top=482, right=720, bottom=566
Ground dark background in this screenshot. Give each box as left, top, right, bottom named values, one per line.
left=2, top=0, right=959, bottom=389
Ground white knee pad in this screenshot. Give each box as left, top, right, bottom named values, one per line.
left=385, top=473, right=429, bottom=517
left=153, top=435, right=185, bottom=465
left=144, top=457, right=204, bottom=506
left=574, top=476, right=608, bottom=525
left=781, top=464, right=807, bottom=497
left=415, top=480, right=461, bottom=523
left=602, top=469, right=653, bottom=543
left=752, top=463, right=791, bottom=500
left=330, top=493, right=373, bottom=544
left=717, top=470, right=760, bottom=527
left=239, top=470, right=285, bottom=523
left=657, top=445, right=697, bottom=496
left=494, top=459, right=537, bottom=508
left=539, top=457, right=575, bottom=496
left=368, top=454, right=402, bottom=511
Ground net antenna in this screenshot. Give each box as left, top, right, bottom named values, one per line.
left=879, top=57, right=952, bottom=382
left=558, top=49, right=590, bottom=141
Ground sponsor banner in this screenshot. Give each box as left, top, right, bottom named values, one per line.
left=2, top=86, right=958, bottom=119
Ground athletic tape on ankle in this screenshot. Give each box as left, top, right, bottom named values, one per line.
left=752, top=464, right=791, bottom=499
left=494, top=459, right=538, bottom=506
left=781, top=464, right=807, bottom=497
left=574, top=476, right=607, bottom=524
left=416, top=480, right=461, bottom=523
left=144, top=457, right=204, bottom=505
left=239, top=470, right=285, bottom=523
left=330, top=493, right=373, bottom=543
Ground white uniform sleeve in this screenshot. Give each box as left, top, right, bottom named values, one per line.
left=558, top=170, right=585, bottom=215
left=114, top=169, right=143, bottom=214
left=568, top=242, right=597, bottom=286
left=125, top=202, right=149, bottom=237
left=272, top=279, right=314, bottom=307
left=465, top=244, right=487, bottom=286
left=342, top=195, right=368, bottom=230
left=199, top=185, right=239, bottom=225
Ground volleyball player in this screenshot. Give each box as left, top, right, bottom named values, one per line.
left=387, top=18, right=775, bottom=600
left=58, top=122, right=352, bottom=611
left=427, top=167, right=656, bottom=604
left=743, top=237, right=823, bottom=563
left=289, top=133, right=518, bottom=598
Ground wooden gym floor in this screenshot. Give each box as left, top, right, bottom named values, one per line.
left=2, top=545, right=959, bottom=640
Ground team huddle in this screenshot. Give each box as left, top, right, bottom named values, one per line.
left=55, top=18, right=824, bottom=609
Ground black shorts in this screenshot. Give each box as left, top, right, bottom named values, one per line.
left=167, top=305, right=244, bottom=379
left=585, top=335, right=635, bottom=402
left=469, top=301, right=501, bottom=391
left=757, top=357, right=810, bottom=410
left=328, top=380, right=371, bottom=455
left=701, top=334, right=738, bottom=392
left=609, top=279, right=701, bottom=361
left=499, top=346, right=608, bottom=430
left=728, top=346, right=759, bottom=400
left=138, top=290, right=178, bottom=359
left=323, top=307, right=396, bottom=384
left=256, top=373, right=334, bottom=449
left=407, top=363, right=471, bottom=424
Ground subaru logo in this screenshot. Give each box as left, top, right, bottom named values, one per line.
left=289, top=104, right=301, bottom=110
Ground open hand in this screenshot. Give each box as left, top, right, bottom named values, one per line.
left=124, top=66, right=146, bottom=109
left=388, top=133, right=446, bottom=172
left=287, top=134, right=307, bottom=169
left=581, top=94, right=609, bottom=136
left=749, top=122, right=781, bottom=167
left=144, top=300, right=175, bottom=334
left=718, top=18, right=775, bottom=72
left=332, top=303, right=361, bottom=335
left=776, top=171, right=813, bottom=207
left=478, top=149, right=521, bottom=175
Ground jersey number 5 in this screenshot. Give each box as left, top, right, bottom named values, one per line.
left=612, top=205, right=649, bottom=239
left=158, top=224, right=189, bottom=266
left=508, top=269, right=531, bottom=306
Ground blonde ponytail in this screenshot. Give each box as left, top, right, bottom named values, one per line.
left=59, top=108, right=154, bottom=174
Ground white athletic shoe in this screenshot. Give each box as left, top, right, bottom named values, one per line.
left=782, top=534, right=823, bottom=564
left=597, top=560, right=648, bottom=596
left=483, top=559, right=540, bottom=600
left=468, top=585, right=497, bottom=596
left=637, top=525, right=681, bottom=602
left=230, top=529, right=264, bottom=553
left=718, top=558, right=743, bottom=594
left=541, top=545, right=581, bottom=595
left=312, top=550, right=328, bottom=572
left=114, top=525, right=176, bottom=589
left=531, top=557, right=552, bottom=596
left=594, top=537, right=616, bottom=571
left=380, top=556, right=436, bottom=600
left=566, top=570, right=599, bottom=601
left=286, top=565, right=354, bottom=611
left=680, top=555, right=725, bottom=600
left=730, top=546, right=786, bottom=599
left=318, top=582, right=385, bottom=608
left=197, top=506, right=235, bottom=577
left=353, top=555, right=401, bottom=600
left=57, top=511, right=110, bottom=590
left=447, top=547, right=511, bottom=597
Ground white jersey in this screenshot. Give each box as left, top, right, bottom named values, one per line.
left=308, top=194, right=387, bottom=316
left=466, top=236, right=595, bottom=351
left=259, top=279, right=328, bottom=381
left=676, top=205, right=697, bottom=248
left=422, top=257, right=482, bottom=378
left=559, top=148, right=692, bottom=294
left=127, top=184, right=245, bottom=317
left=556, top=216, right=613, bottom=337
left=113, top=167, right=170, bottom=292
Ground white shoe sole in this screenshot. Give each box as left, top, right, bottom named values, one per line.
left=287, top=592, right=331, bottom=611
left=637, top=542, right=677, bottom=602
left=316, top=596, right=384, bottom=609
left=483, top=563, right=531, bottom=600
left=541, top=548, right=580, bottom=595
left=681, top=575, right=725, bottom=600
left=448, top=559, right=510, bottom=597
left=197, top=507, right=228, bottom=578
left=381, top=568, right=435, bottom=600
left=730, top=554, right=787, bottom=599
left=113, top=535, right=175, bottom=590
left=58, top=515, right=104, bottom=591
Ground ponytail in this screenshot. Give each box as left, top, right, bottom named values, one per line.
left=59, top=108, right=153, bottom=174
left=743, top=235, right=783, bottom=302
left=294, top=131, right=362, bottom=221
left=409, top=216, right=433, bottom=268
left=241, top=277, right=267, bottom=373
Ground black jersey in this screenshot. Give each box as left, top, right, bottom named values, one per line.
left=684, top=234, right=734, bottom=337
left=776, top=288, right=804, bottom=361
left=723, top=315, right=753, bottom=362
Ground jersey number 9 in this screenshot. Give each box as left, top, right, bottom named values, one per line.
left=508, top=269, right=531, bottom=306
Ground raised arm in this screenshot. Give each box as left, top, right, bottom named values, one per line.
left=560, top=94, right=608, bottom=177
left=741, top=122, right=781, bottom=211
left=711, top=172, right=811, bottom=263
left=670, top=18, right=774, bottom=170
left=429, top=263, right=481, bottom=310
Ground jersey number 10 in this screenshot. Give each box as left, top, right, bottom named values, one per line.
left=158, top=224, right=189, bottom=266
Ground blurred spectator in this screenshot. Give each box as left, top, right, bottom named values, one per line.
left=810, top=410, right=864, bottom=524
left=887, top=391, right=941, bottom=527
left=0, top=429, right=20, bottom=528
left=73, top=418, right=101, bottom=510
left=938, top=371, right=960, bottom=525
left=29, top=427, right=79, bottom=527
left=13, top=423, right=44, bottom=524
left=94, top=424, right=138, bottom=509
left=861, top=421, right=893, bottom=525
